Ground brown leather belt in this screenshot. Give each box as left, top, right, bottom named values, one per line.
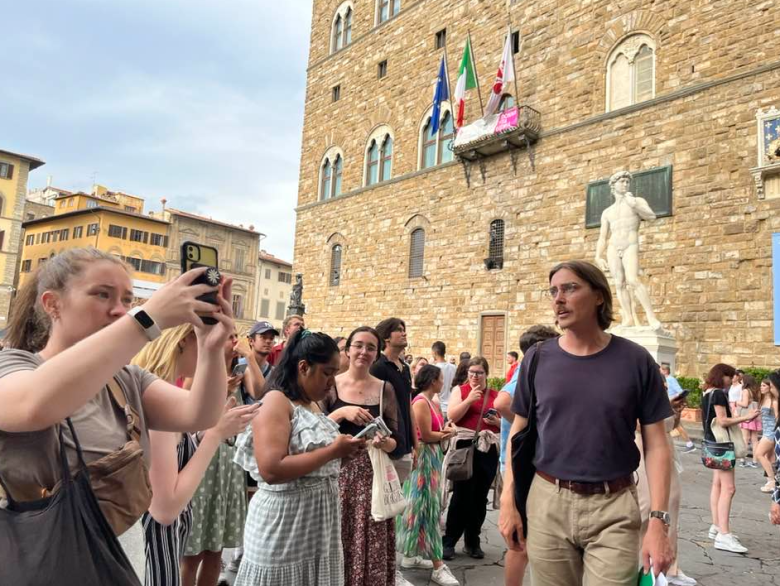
left=536, top=470, right=634, bottom=495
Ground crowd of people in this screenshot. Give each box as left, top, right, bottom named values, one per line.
left=0, top=248, right=778, bottom=586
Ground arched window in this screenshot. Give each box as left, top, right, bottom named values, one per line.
left=487, top=219, right=505, bottom=270
left=420, top=108, right=455, bottom=169
left=499, top=94, right=515, bottom=112
left=330, top=244, right=342, bottom=287
left=606, top=34, right=656, bottom=111
left=321, top=159, right=332, bottom=199
left=409, top=228, right=424, bottom=278
left=365, top=127, right=393, bottom=186
left=332, top=155, right=343, bottom=197
left=378, top=0, right=400, bottom=24
left=331, top=3, right=354, bottom=54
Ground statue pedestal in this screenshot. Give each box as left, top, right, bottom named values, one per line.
left=610, top=325, right=678, bottom=372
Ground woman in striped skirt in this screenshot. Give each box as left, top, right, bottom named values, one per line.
left=132, top=325, right=259, bottom=586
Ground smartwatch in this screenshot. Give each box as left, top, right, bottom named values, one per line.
left=649, top=510, right=671, bottom=526
left=128, top=307, right=162, bottom=341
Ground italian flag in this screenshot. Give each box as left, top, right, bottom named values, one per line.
left=454, top=35, right=478, bottom=128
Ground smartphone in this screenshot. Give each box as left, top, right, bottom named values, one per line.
left=486, top=408, right=498, bottom=418
left=232, top=363, right=248, bottom=376
left=180, top=241, right=221, bottom=325
left=675, top=389, right=690, bottom=400
left=354, top=421, right=378, bottom=440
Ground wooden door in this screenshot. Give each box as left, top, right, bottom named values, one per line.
left=480, top=315, right=506, bottom=377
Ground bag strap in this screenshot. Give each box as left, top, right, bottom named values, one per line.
left=107, top=377, right=142, bottom=443
left=706, top=389, right=732, bottom=441
left=470, top=384, right=492, bottom=441
left=525, top=340, right=545, bottom=426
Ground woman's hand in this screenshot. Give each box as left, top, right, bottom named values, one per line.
left=143, top=267, right=223, bottom=330
left=441, top=423, right=457, bottom=439
left=227, top=373, right=244, bottom=394
left=330, top=434, right=366, bottom=459
left=372, top=433, right=389, bottom=449
left=341, top=406, right=374, bottom=426
left=194, top=277, right=236, bottom=350
left=483, top=414, right=501, bottom=427
left=467, top=389, right=484, bottom=405
left=208, top=396, right=260, bottom=441
left=770, top=502, right=780, bottom=525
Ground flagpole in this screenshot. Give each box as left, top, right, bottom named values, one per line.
left=467, top=31, right=485, bottom=117
left=443, top=43, right=453, bottom=116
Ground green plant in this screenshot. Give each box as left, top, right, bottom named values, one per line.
left=487, top=376, right=506, bottom=391
left=742, top=367, right=774, bottom=383
left=677, top=376, right=702, bottom=408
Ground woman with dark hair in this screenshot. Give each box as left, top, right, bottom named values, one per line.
left=737, top=375, right=762, bottom=469
left=397, top=365, right=458, bottom=585
left=232, top=330, right=365, bottom=586
left=701, top=363, right=758, bottom=553
left=442, top=357, right=501, bottom=561
left=410, top=357, right=429, bottom=396
left=322, top=326, right=401, bottom=586
left=334, top=337, right=349, bottom=375
left=754, top=374, right=779, bottom=494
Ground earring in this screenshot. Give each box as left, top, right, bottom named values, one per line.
left=178, top=344, right=184, bottom=354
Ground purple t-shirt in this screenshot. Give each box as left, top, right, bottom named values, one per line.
left=511, top=335, right=672, bottom=482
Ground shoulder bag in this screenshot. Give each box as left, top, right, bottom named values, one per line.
left=0, top=419, right=142, bottom=585
left=510, top=340, right=544, bottom=538
left=44, top=377, right=153, bottom=536
left=369, top=381, right=407, bottom=521
left=701, top=389, right=746, bottom=469
left=446, top=385, right=491, bottom=482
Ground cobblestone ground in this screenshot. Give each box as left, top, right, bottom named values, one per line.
left=122, top=433, right=779, bottom=586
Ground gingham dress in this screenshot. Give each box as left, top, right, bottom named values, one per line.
left=233, top=403, right=344, bottom=586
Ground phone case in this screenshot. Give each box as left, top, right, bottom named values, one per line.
left=180, top=241, right=221, bottom=325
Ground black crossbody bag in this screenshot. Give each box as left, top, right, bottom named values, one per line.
left=510, top=340, right=545, bottom=538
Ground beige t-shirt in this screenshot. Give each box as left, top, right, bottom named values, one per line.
left=0, top=349, right=158, bottom=502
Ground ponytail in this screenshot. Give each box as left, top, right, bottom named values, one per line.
left=4, top=248, right=129, bottom=353
left=264, top=329, right=338, bottom=401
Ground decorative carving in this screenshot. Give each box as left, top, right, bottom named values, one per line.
left=287, top=273, right=306, bottom=317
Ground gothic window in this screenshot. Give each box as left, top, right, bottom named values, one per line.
left=607, top=34, right=656, bottom=112
left=378, top=0, right=400, bottom=24
left=320, top=151, right=344, bottom=200
left=366, top=140, right=380, bottom=186
left=331, top=3, right=354, bottom=54
left=380, top=136, right=393, bottom=181
left=330, top=244, right=342, bottom=286
left=366, top=132, right=393, bottom=186
left=487, top=219, right=505, bottom=270
left=420, top=108, right=454, bottom=169
left=409, top=228, right=424, bottom=278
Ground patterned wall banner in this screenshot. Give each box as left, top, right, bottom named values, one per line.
left=585, top=166, right=673, bottom=228
left=773, top=233, right=780, bottom=346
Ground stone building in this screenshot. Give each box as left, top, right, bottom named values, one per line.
left=0, top=148, right=45, bottom=328
left=163, top=208, right=262, bottom=332
left=256, top=250, right=295, bottom=330
left=293, top=0, right=780, bottom=376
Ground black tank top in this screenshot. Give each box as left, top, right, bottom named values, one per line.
left=332, top=386, right=382, bottom=436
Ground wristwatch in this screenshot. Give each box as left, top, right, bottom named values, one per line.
left=128, top=307, right=162, bottom=341
left=649, top=510, right=671, bottom=526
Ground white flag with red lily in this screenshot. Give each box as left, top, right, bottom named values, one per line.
left=484, top=31, right=516, bottom=116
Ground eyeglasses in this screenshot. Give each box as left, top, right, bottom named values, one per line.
left=547, top=282, right=581, bottom=299
left=468, top=370, right=485, bottom=377
left=349, top=343, right=378, bottom=353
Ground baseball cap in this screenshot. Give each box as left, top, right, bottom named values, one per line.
left=249, top=321, right=280, bottom=337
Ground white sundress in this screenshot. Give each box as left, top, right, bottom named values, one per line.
left=233, top=403, right=344, bottom=586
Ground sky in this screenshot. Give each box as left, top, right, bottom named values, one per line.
left=1, top=0, right=313, bottom=261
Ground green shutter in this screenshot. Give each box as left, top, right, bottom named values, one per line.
left=585, top=166, right=673, bottom=228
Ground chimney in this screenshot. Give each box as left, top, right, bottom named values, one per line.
left=47, top=175, right=52, bottom=188
left=161, top=198, right=167, bottom=212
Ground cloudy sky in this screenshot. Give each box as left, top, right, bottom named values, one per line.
left=1, top=0, right=312, bottom=261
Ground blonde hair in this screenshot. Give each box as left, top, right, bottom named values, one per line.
left=5, top=247, right=129, bottom=352
left=132, top=324, right=195, bottom=383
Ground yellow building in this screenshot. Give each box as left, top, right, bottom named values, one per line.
left=19, top=188, right=170, bottom=298
left=0, top=148, right=45, bottom=327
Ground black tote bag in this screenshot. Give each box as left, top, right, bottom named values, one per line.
left=0, top=419, right=141, bottom=586
left=510, top=340, right=544, bottom=538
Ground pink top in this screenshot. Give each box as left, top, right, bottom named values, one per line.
left=412, top=394, right=443, bottom=438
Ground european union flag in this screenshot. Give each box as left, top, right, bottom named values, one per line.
left=431, top=56, right=449, bottom=137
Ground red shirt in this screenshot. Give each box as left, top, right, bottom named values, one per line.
left=268, top=342, right=285, bottom=366
left=456, top=383, right=500, bottom=433
left=505, top=362, right=519, bottom=383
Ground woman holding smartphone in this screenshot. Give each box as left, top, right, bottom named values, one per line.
left=0, top=248, right=233, bottom=584
left=133, top=325, right=258, bottom=586
left=323, top=326, right=401, bottom=586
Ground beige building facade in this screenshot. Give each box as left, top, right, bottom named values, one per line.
left=256, top=251, right=294, bottom=330
left=163, top=208, right=262, bottom=332
left=0, top=148, right=45, bottom=328
left=293, top=0, right=780, bottom=377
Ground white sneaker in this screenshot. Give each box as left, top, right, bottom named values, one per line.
left=431, top=564, right=460, bottom=586
left=395, top=570, right=414, bottom=586
left=714, top=533, right=748, bottom=554
left=668, top=570, right=697, bottom=586
left=401, top=555, right=434, bottom=569
left=707, top=524, right=720, bottom=539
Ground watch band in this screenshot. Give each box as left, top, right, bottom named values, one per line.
left=128, top=307, right=162, bottom=341
left=649, top=510, right=671, bottom=525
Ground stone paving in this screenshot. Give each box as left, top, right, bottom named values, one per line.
left=121, top=429, right=779, bottom=586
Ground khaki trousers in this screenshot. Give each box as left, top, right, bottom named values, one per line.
left=526, top=474, right=641, bottom=586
